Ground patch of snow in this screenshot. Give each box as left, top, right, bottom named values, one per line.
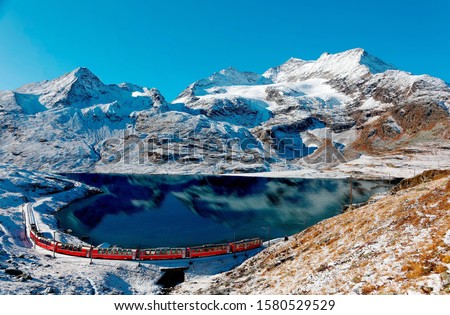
left=444, top=230, right=450, bottom=246
left=359, top=98, right=391, bottom=111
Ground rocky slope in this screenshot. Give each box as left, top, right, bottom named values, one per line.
left=174, top=170, right=450, bottom=295
left=1, top=48, right=449, bottom=175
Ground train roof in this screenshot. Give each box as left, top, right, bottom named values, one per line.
left=234, top=238, right=262, bottom=243
left=189, top=243, right=228, bottom=249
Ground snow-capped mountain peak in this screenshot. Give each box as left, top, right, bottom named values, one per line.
left=174, top=67, right=271, bottom=103
left=70, top=66, right=101, bottom=80
left=11, top=67, right=169, bottom=113
left=262, top=57, right=308, bottom=81
left=206, top=66, right=271, bottom=87
left=317, top=48, right=395, bottom=75
left=265, top=48, right=396, bottom=84
left=15, top=67, right=108, bottom=109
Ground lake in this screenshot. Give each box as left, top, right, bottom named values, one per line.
left=56, top=174, right=392, bottom=248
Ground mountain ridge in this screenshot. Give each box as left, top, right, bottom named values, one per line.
left=0, top=48, right=448, bottom=175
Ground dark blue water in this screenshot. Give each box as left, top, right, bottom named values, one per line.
left=56, top=174, right=392, bottom=248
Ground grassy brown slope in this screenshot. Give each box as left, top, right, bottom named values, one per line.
left=177, top=170, right=450, bottom=295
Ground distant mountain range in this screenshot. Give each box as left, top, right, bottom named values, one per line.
left=1, top=48, right=448, bottom=174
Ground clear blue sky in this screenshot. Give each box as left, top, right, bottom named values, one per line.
left=0, top=0, right=448, bottom=101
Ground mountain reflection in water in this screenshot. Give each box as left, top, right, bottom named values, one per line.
left=57, top=174, right=391, bottom=248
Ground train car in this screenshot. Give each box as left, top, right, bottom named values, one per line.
left=29, top=225, right=45, bottom=245
left=230, top=238, right=262, bottom=253
left=138, top=248, right=186, bottom=260
left=34, top=235, right=56, bottom=251
left=188, top=243, right=230, bottom=258
left=29, top=227, right=39, bottom=243
left=29, top=223, right=38, bottom=235
left=28, top=215, right=263, bottom=262
left=29, top=226, right=57, bottom=252
left=55, top=243, right=91, bottom=258
left=92, top=247, right=137, bottom=260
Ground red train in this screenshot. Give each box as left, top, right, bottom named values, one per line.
left=28, top=223, right=262, bottom=261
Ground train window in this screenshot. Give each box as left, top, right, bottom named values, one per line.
left=150, top=250, right=155, bottom=255
left=161, top=249, right=166, bottom=255
left=155, top=250, right=160, bottom=255
left=107, top=249, right=112, bottom=254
